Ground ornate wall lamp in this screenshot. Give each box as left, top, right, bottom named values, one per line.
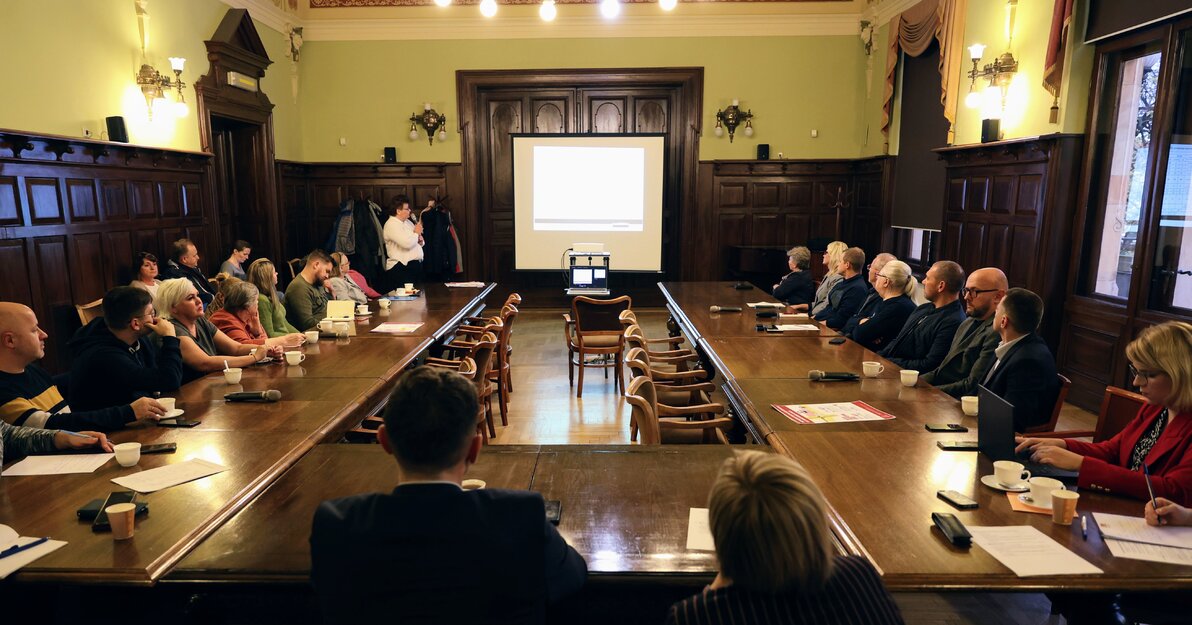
left=714, top=99, right=754, bottom=143
left=136, top=57, right=188, bottom=121
left=409, top=103, right=448, bottom=145
left=963, top=43, right=1018, bottom=109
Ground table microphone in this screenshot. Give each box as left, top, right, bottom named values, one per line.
left=224, top=390, right=282, bottom=402
left=808, top=370, right=860, bottom=382
left=709, top=305, right=743, bottom=313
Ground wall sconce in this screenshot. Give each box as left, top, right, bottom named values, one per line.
left=136, top=56, right=187, bottom=120
left=409, top=103, right=447, bottom=145
left=714, top=99, right=754, bottom=143
left=964, top=43, right=1017, bottom=110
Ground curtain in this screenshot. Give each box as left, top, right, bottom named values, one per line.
left=1043, top=0, right=1075, bottom=120
left=882, top=0, right=969, bottom=148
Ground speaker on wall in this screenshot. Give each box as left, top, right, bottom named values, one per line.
left=757, top=144, right=770, bottom=160
left=106, top=116, right=129, bottom=143
left=383, top=147, right=397, bottom=163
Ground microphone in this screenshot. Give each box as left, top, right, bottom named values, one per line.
left=808, top=370, right=860, bottom=382
left=709, top=305, right=743, bottom=313
left=224, top=390, right=282, bottom=402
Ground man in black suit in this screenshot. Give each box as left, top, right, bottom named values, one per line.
left=157, top=238, right=215, bottom=306
left=840, top=251, right=896, bottom=337
left=310, top=366, right=587, bottom=624
left=813, top=247, right=868, bottom=330
left=879, top=260, right=966, bottom=372
left=982, top=288, right=1059, bottom=431
left=921, top=267, right=1007, bottom=398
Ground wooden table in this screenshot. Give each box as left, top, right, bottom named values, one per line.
left=660, top=281, right=836, bottom=340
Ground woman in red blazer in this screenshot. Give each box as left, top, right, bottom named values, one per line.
left=1016, top=321, right=1192, bottom=505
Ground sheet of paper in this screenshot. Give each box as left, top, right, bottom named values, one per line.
left=111, top=458, right=226, bottom=493
left=1105, top=538, right=1192, bottom=567
left=771, top=401, right=896, bottom=425
left=774, top=324, right=821, bottom=331
left=967, top=526, right=1103, bottom=577
left=1, top=453, right=113, bottom=476
left=445, top=282, right=486, bottom=288
left=686, top=508, right=715, bottom=551
left=370, top=322, right=425, bottom=334
left=746, top=301, right=784, bottom=309
left=0, top=525, right=67, bottom=580
left=1094, top=512, right=1192, bottom=549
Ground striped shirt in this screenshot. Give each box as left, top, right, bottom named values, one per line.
left=666, top=556, right=904, bottom=625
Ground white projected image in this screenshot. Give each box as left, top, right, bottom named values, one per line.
left=532, top=146, right=645, bottom=232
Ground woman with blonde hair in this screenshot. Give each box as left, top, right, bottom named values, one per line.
left=208, top=278, right=304, bottom=348
left=155, top=278, right=276, bottom=383
left=847, top=260, right=918, bottom=352
left=327, top=252, right=369, bottom=304
left=666, top=451, right=903, bottom=625
left=1018, top=321, right=1192, bottom=504
left=790, top=241, right=847, bottom=315
left=247, top=259, right=300, bottom=338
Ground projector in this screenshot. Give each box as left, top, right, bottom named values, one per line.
left=572, top=243, right=605, bottom=253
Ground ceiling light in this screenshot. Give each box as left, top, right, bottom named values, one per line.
left=479, top=0, right=497, bottom=17
left=434, top=0, right=451, bottom=5
left=539, top=0, right=556, bottom=21
left=659, top=0, right=677, bottom=10
left=600, top=0, right=620, bottom=19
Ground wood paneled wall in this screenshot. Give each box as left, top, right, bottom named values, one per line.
left=0, top=131, right=213, bottom=372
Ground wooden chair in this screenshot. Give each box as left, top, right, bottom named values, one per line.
left=619, top=309, right=686, bottom=349
left=624, top=376, right=732, bottom=445
left=623, top=324, right=696, bottom=373
left=1023, top=373, right=1073, bottom=434
left=286, top=258, right=302, bottom=280
left=75, top=299, right=104, bottom=326
left=625, top=347, right=716, bottom=442
left=1029, top=385, right=1146, bottom=442
left=564, top=295, right=631, bottom=398
left=429, top=334, right=499, bottom=440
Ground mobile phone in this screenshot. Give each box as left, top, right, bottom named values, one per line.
left=936, top=440, right=980, bottom=451
left=925, top=423, right=969, bottom=433
left=764, top=326, right=784, bottom=333
left=828, top=337, right=847, bottom=345
left=158, top=418, right=200, bottom=428
left=544, top=500, right=562, bottom=525
left=77, top=499, right=148, bottom=521
left=140, top=442, right=177, bottom=454
left=92, top=491, right=137, bottom=532
left=937, top=490, right=979, bottom=510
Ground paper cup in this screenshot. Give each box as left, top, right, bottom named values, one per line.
left=114, top=442, right=141, bottom=468
left=224, top=368, right=242, bottom=384
left=961, top=395, right=979, bottom=417
left=106, top=502, right=137, bottom=540
left=1051, top=490, right=1079, bottom=525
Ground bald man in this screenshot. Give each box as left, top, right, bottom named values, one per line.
left=918, top=268, right=1007, bottom=397
left=841, top=252, right=896, bottom=337
left=0, top=303, right=163, bottom=432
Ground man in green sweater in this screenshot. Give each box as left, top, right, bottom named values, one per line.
left=285, top=249, right=333, bottom=331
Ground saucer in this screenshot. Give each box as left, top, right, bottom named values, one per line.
left=1018, top=493, right=1053, bottom=510
left=981, top=474, right=1028, bottom=492
left=160, top=409, right=186, bottom=420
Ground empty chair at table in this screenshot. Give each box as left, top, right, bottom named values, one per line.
left=624, top=376, right=731, bottom=445
left=565, top=295, right=631, bottom=397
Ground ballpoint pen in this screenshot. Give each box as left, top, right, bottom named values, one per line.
left=59, top=430, right=96, bottom=440
left=1144, top=463, right=1160, bottom=524
left=1081, top=515, right=1087, bottom=541
left=0, top=537, right=49, bottom=560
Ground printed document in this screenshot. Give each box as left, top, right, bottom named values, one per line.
left=967, top=526, right=1103, bottom=577
left=1105, top=538, right=1192, bottom=566
left=686, top=508, right=715, bottom=551
left=2, top=453, right=113, bottom=476
left=112, top=458, right=226, bottom=493
left=1094, top=512, right=1192, bottom=549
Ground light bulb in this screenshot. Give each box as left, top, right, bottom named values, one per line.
left=410, top=129, right=420, bottom=141
left=438, top=129, right=447, bottom=142
left=539, top=0, right=556, bottom=21
left=479, top=0, right=497, bottom=17
left=600, top=0, right=619, bottom=19
left=714, top=126, right=723, bottom=137
left=168, top=57, right=186, bottom=72
left=744, top=125, right=753, bottom=138
left=968, top=43, right=985, bottom=62
left=659, top=0, right=677, bottom=10
left=964, top=89, right=981, bottom=109
left=434, top=0, right=451, bottom=5
left=174, top=99, right=189, bottom=118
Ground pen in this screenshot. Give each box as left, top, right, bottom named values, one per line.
left=1144, top=463, right=1159, bottom=522
left=1081, top=515, right=1087, bottom=541
left=0, top=537, right=49, bottom=560
left=59, top=430, right=96, bottom=440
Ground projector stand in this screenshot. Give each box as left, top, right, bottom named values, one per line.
left=565, top=251, right=611, bottom=296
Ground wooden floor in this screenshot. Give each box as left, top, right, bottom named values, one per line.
left=490, top=308, right=1096, bottom=624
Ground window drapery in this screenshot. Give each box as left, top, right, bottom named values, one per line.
left=881, top=0, right=968, bottom=148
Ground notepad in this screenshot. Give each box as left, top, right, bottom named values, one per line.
left=111, top=458, right=226, bottom=493
left=686, top=508, right=715, bottom=551
left=370, top=322, right=424, bottom=334
left=746, top=302, right=784, bottom=309
left=967, top=526, right=1103, bottom=577
left=1105, top=538, right=1192, bottom=566
left=1094, top=512, right=1192, bottom=549
left=774, top=324, right=821, bottom=332
left=1, top=453, right=113, bottom=476
left=0, top=525, right=66, bottom=580
left=446, top=282, right=486, bottom=288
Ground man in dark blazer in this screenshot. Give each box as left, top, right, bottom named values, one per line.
left=310, top=367, right=587, bottom=624
left=157, top=238, right=215, bottom=306
left=879, top=260, right=967, bottom=372
left=982, top=288, right=1059, bottom=431
left=814, top=247, right=868, bottom=330
left=921, top=267, right=1007, bottom=398
left=841, top=252, right=896, bottom=337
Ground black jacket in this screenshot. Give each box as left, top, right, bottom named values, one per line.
left=879, top=299, right=966, bottom=372
left=840, top=285, right=881, bottom=337
left=772, top=271, right=815, bottom=306
left=311, top=483, right=587, bottom=625
left=982, top=333, right=1060, bottom=431
left=813, top=273, right=868, bottom=330
left=159, top=260, right=214, bottom=306
left=920, top=316, right=1000, bottom=398
left=421, top=208, right=459, bottom=280
left=848, top=295, right=916, bottom=352
left=67, top=318, right=183, bottom=411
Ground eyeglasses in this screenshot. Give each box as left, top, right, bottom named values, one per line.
left=961, top=287, right=999, bottom=299
left=141, top=309, right=158, bottom=320
left=875, top=273, right=892, bottom=282
left=1128, top=364, right=1164, bottom=381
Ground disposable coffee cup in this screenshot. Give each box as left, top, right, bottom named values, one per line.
left=284, top=351, right=306, bottom=366
left=106, top=502, right=137, bottom=540
left=305, top=330, right=319, bottom=343
left=961, top=395, right=979, bottom=417
left=224, top=368, right=242, bottom=384
left=993, top=460, right=1030, bottom=488
left=114, top=442, right=141, bottom=468
left=378, top=299, right=391, bottom=309
left=1052, top=490, right=1079, bottom=525
left=900, top=369, right=919, bottom=387
left=404, top=283, right=415, bottom=291
left=462, top=479, right=486, bottom=490
left=158, top=397, right=176, bottom=412
left=862, top=361, right=884, bottom=377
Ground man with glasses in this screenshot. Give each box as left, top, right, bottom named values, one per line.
left=879, top=260, right=967, bottom=372
left=921, top=267, right=1008, bottom=398
left=68, top=286, right=182, bottom=413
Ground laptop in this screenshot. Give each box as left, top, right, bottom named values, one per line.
left=566, top=266, right=610, bottom=296
left=977, top=385, right=1078, bottom=481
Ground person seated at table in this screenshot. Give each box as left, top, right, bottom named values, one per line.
left=129, top=251, right=162, bottom=299
left=68, top=286, right=182, bottom=412
left=0, top=302, right=165, bottom=431
left=879, top=260, right=965, bottom=372
left=310, top=366, right=587, bottom=624
left=158, top=237, right=216, bottom=306
left=1147, top=497, right=1192, bottom=526
left=840, top=252, right=896, bottom=337
left=218, top=239, right=251, bottom=280
left=813, top=247, right=868, bottom=330
left=1, top=419, right=112, bottom=467
left=978, top=288, right=1059, bottom=432
left=921, top=267, right=1007, bottom=398
left=772, top=246, right=815, bottom=306
left=331, top=251, right=382, bottom=300
left=327, top=252, right=369, bottom=304
left=666, top=451, right=904, bottom=625
left=285, top=249, right=332, bottom=332
left=208, top=279, right=304, bottom=349
left=791, top=241, right=847, bottom=315
left=155, top=278, right=275, bottom=383
left=847, top=260, right=917, bottom=352
left=246, top=259, right=300, bottom=338
left=1017, top=321, right=1192, bottom=503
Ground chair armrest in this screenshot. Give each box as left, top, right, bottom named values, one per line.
left=658, top=402, right=725, bottom=417
left=651, top=368, right=709, bottom=382
left=659, top=382, right=716, bottom=393
left=562, top=313, right=573, bottom=324
left=456, top=326, right=486, bottom=335
left=426, top=356, right=462, bottom=367
left=648, top=352, right=699, bottom=363
left=658, top=416, right=734, bottom=429
left=645, top=336, right=686, bottom=346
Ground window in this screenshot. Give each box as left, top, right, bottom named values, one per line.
left=1149, top=30, right=1192, bottom=313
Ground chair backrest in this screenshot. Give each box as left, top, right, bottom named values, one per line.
left=1026, top=373, right=1073, bottom=434
left=286, top=258, right=302, bottom=280
left=619, top=309, right=638, bottom=330
left=624, top=347, right=653, bottom=380
left=572, top=295, right=632, bottom=336
left=1095, top=386, right=1147, bottom=443
left=504, top=292, right=522, bottom=308
left=495, top=305, right=518, bottom=364
left=625, top=375, right=662, bottom=445
left=76, top=298, right=104, bottom=326
left=623, top=326, right=650, bottom=354
left=468, top=334, right=499, bottom=393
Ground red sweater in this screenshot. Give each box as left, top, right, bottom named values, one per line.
left=1064, top=404, right=1192, bottom=505
left=209, top=309, right=268, bottom=345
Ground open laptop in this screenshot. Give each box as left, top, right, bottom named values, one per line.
left=566, top=266, right=610, bottom=296
left=977, top=385, right=1078, bottom=481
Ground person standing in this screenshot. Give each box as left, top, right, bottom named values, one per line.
left=383, top=196, right=424, bottom=292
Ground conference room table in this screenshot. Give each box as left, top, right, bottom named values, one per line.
left=659, top=281, right=1192, bottom=592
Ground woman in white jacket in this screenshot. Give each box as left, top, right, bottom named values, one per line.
left=382, top=196, right=424, bottom=292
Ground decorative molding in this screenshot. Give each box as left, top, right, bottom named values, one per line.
left=220, top=0, right=295, bottom=35
left=311, top=0, right=847, bottom=5
left=867, top=0, right=923, bottom=26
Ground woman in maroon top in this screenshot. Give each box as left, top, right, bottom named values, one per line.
left=209, top=279, right=304, bottom=349
left=1017, top=321, right=1192, bottom=504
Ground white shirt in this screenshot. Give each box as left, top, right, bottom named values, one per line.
left=986, top=333, right=1028, bottom=379
left=383, top=217, right=423, bottom=270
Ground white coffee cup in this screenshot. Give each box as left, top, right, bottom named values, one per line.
left=334, top=322, right=349, bottom=337
left=224, top=368, right=243, bottom=384
left=378, top=299, right=391, bottom=309
left=1028, top=476, right=1065, bottom=504
left=900, top=369, right=919, bottom=387
left=106, top=502, right=137, bottom=540
left=318, top=319, right=334, bottom=333
left=404, top=283, right=415, bottom=291
left=862, top=361, right=884, bottom=377
left=158, top=397, right=176, bottom=413
left=993, top=460, right=1030, bottom=488
left=284, top=351, right=306, bottom=366
left=304, top=330, right=319, bottom=343
left=961, top=395, right=979, bottom=416
left=114, top=442, right=141, bottom=468
left=356, top=304, right=369, bottom=315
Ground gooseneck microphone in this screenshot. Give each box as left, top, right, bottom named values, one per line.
left=808, top=370, right=860, bottom=382
left=224, top=390, right=283, bottom=402
left=709, top=305, right=743, bottom=313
